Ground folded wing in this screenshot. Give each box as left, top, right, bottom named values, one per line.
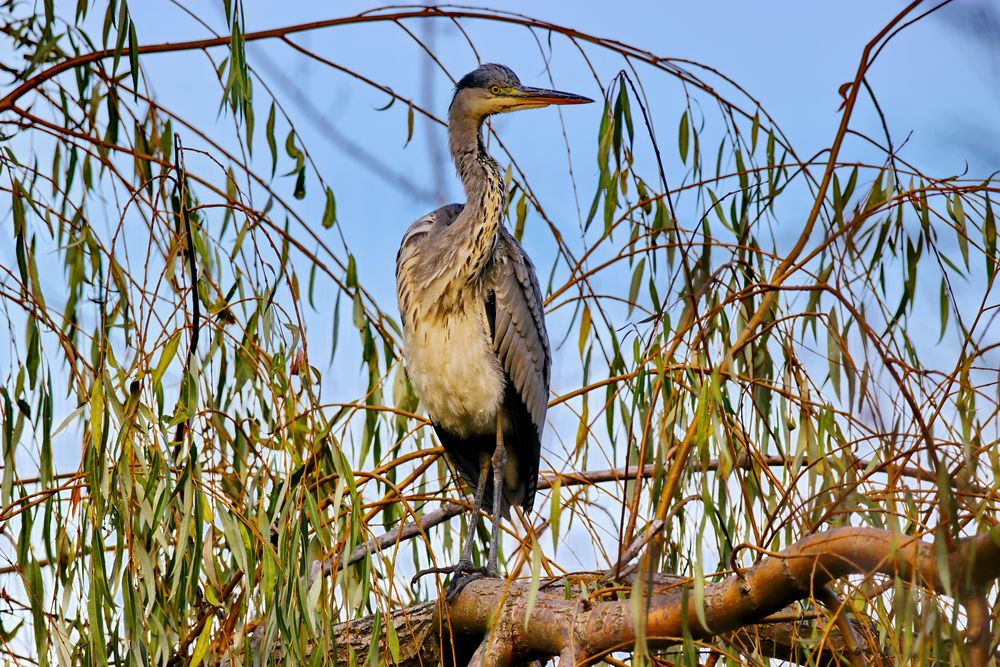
left=488, top=228, right=551, bottom=512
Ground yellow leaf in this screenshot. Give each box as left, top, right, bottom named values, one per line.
left=189, top=616, right=213, bottom=667
left=89, top=379, right=103, bottom=446
left=523, top=538, right=542, bottom=629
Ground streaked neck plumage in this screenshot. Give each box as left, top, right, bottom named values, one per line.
left=447, top=100, right=505, bottom=284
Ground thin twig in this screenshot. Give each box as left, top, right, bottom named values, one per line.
left=816, top=585, right=867, bottom=667
left=171, top=133, right=200, bottom=456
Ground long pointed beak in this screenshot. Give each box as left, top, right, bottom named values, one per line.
left=513, top=86, right=594, bottom=106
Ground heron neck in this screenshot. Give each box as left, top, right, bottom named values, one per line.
left=449, top=113, right=503, bottom=200
left=448, top=111, right=505, bottom=279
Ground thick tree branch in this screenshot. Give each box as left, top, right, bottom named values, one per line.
left=301, top=526, right=1000, bottom=665
left=305, top=577, right=873, bottom=667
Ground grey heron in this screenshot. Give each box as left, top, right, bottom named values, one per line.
left=396, top=63, right=592, bottom=588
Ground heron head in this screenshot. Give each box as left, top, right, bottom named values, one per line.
left=449, top=63, right=593, bottom=121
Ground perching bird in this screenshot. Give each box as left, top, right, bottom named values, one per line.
left=395, top=64, right=592, bottom=586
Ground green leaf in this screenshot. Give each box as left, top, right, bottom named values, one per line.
left=678, top=111, right=689, bottom=163
left=514, top=193, right=527, bottom=242
left=25, top=558, right=47, bottom=660
left=827, top=308, right=841, bottom=398
left=984, top=200, right=997, bottom=278
left=11, top=180, right=26, bottom=237
left=692, top=542, right=709, bottom=634
left=603, top=172, right=618, bottom=232
left=523, top=536, right=543, bottom=629
left=952, top=193, right=969, bottom=268
left=0, top=617, right=22, bottom=643
left=386, top=613, right=400, bottom=661
left=596, top=99, right=612, bottom=177
left=219, top=509, right=249, bottom=573
left=346, top=254, right=358, bottom=289
left=628, top=258, right=646, bottom=315
left=26, top=318, right=39, bottom=388
left=612, top=86, right=624, bottom=157
left=284, top=130, right=304, bottom=171
left=87, top=561, right=107, bottom=665
left=866, top=170, right=885, bottom=212
left=153, top=332, right=182, bottom=387
left=833, top=173, right=844, bottom=224
left=366, top=612, right=382, bottom=666
left=843, top=165, right=858, bottom=204
left=293, top=167, right=306, bottom=199
left=89, top=378, right=104, bottom=448
left=938, top=278, right=949, bottom=342
left=128, top=20, right=139, bottom=93
left=113, top=1, right=128, bottom=72
left=189, top=616, right=214, bottom=667
left=578, top=304, right=591, bottom=357
left=106, top=90, right=120, bottom=144
left=404, top=103, right=414, bottom=147
left=322, top=186, right=337, bottom=228
left=549, top=478, right=562, bottom=550
left=266, top=101, right=277, bottom=176
left=352, top=291, right=366, bottom=330
left=619, top=84, right=633, bottom=145
left=735, top=149, right=748, bottom=192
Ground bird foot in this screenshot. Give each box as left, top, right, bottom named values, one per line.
left=410, top=564, right=460, bottom=587
left=411, top=560, right=498, bottom=601
left=445, top=560, right=495, bottom=601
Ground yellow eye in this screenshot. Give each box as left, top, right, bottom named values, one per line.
left=489, top=85, right=502, bottom=95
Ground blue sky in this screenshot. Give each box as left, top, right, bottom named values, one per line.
left=5, top=0, right=997, bottom=476
left=125, top=1, right=998, bottom=323
left=118, top=1, right=997, bottom=556
left=123, top=1, right=998, bottom=303
left=2, top=0, right=997, bottom=576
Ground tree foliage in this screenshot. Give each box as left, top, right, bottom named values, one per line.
left=0, top=3, right=998, bottom=665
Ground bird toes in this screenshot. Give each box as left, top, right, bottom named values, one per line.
left=413, top=559, right=500, bottom=601
left=410, top=564, right=461, bottom=587
left=446, top=568, right=487, bottom=601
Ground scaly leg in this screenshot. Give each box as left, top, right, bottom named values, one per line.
left=457, top=453, right=491, bottom=570
left=413, top=453, right=491, bottom=598
left=440, top=453, right=491, bottom=598
left=487, top=412, right=506, bottom=576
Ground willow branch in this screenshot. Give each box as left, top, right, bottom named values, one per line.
left=454, top=529, right=874, bottom=659
left=337, top=454, right=951, bottom=575
left=309, top=526, right=1000, bottom=665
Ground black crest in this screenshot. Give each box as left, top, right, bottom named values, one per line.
left=454, top=63, right=521, bottom=92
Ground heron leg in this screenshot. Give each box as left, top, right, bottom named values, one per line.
left=458, top=453, right=491, bottom=568
left=487, top=412, right=505, bottom=576
left=440, top=453, right=491, bottom=599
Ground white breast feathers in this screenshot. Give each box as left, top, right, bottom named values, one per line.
left=403, top=304, right=505, bottom=438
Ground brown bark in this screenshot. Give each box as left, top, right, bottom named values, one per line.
left=309, top=526, right=999, bottom=665
left=319, top=579, right=870, bottom=667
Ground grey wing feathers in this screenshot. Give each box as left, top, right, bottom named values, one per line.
left=395, top=203, right=464, bottom=328
left=491, top=228, right=550, bottom=512
left=492, top=228, right=551, bottom=433
left=398, top=208, right=549, bottom=515
left=396, top=203, right=464, bottom=272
